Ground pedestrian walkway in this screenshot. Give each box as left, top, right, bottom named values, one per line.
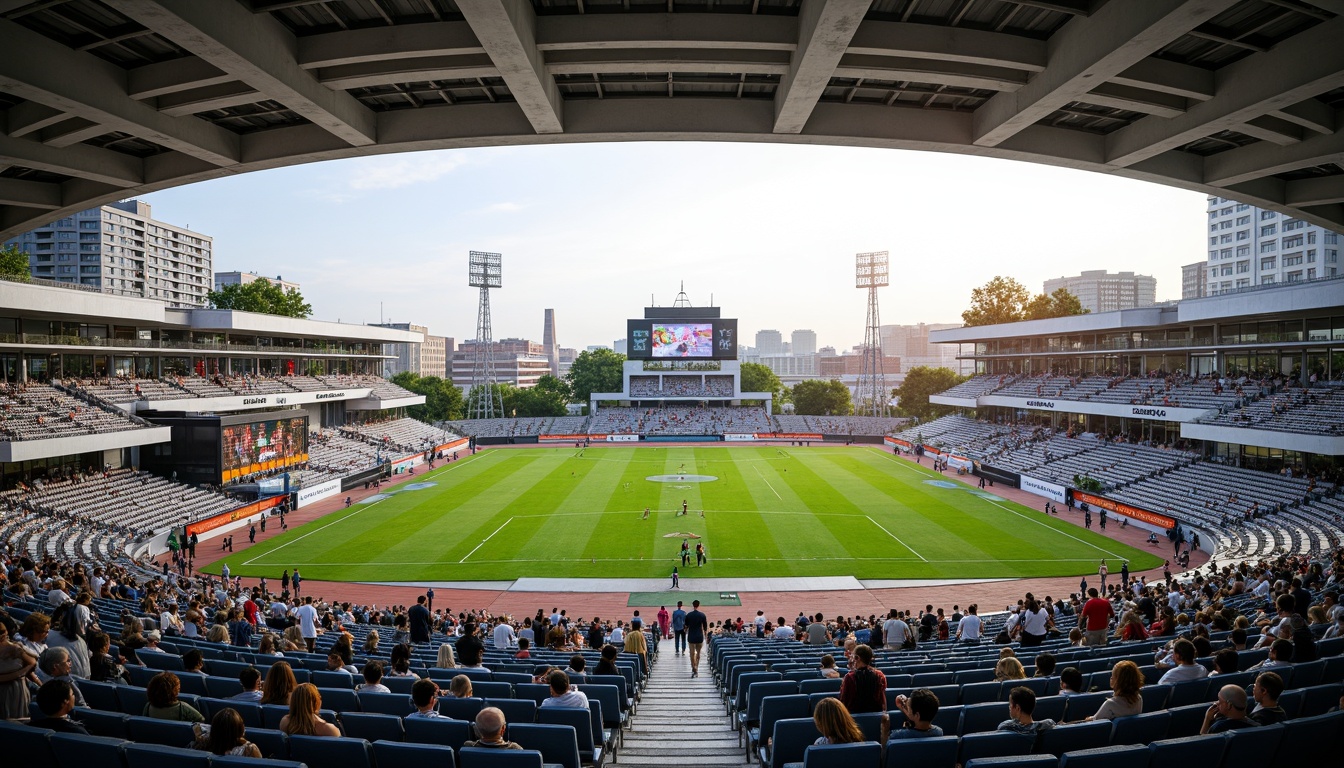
left=621, top=637, right=749, bottom=766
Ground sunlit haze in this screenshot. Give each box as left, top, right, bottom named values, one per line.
left=142, top=142, right=1208, bottom=352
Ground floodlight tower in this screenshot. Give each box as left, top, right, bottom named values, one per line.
left=467, top=251, right=503, bottom=420
left=856, top=251, right=890, bottom=417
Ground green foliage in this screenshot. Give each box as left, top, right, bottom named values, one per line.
left=502, top=375, right=571, bottom=417
left=206, top=279, right=313, bottom=318
left=1074, top=474, right=1105, bottom=493
left=739, top=362, right=784, bottom=411
left=0, top=244, right=31, bottom=282
left=389, top=371, right=464, bottom=422
left=565, top=348, right=625, bottom=403
left=465, top=382, right=507, bottom=418
left=962, top=276, right=1088, bottom=327
left=893, top=366, right=969, bottom=421
left=791, top=379, right=854, bottom=416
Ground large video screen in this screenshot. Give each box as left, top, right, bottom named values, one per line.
left=221, top=416, right=308, bottom=483
left=628, top=318, right=737, bottom=360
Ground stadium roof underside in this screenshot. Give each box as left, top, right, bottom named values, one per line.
left=2, top=0, right=1344, bottom=240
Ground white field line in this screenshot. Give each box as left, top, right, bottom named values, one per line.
left=753, top=465, right=783, bottom=500
left=269, top=556, right=1105, bottom=566
left=459, top=518, right=513, bottom=563
left=866, top=515, right=928, bottom=562
left=243, top=455, right=485, bottom=566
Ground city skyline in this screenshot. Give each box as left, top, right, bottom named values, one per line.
left=131, top=141, right=1210, bottom=352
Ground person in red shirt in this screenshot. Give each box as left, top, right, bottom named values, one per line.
left=243, top=589, right=260, bottom=627
left=839, top=644, right=890, bottom=742
left=1080, top=587, right=1115, bottom=647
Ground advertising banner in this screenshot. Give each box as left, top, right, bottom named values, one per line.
left=1020, top=474, right=1067, bottom=504
left=946, top=455, right=974, bottom=471
left=972, top=461, right=1020, bottom=488
left=724, top=434, right=757, bottom=441
left=1072, top=490, right=1176, bottom=528
left=607, top=434, right=639, bottom=443
left=186, top=496, right=284, bottom=538
left=295, top=479, right=342, bottom=508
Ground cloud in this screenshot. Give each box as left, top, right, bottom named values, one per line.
left=480, top=201, right=522, bottom=213
left=347, top=154, right=464, bottom=190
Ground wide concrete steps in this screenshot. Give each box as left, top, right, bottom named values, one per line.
left=619, top=638, right=751, bottom=767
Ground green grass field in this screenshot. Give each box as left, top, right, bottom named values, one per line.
left=217, top=446, right=1162, bottom=583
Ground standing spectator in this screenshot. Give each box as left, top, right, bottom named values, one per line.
left=685, top=600, right=708, bottom=677
left=671, top=602, right=687, bottom=656
left=1080, top=588, right=1115, bottom=647
left=409, top=595, right=433, bottom=645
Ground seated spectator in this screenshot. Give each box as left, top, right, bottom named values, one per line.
left=37, top=647, right=86, bottom=707
left=1034, top=653, right=1056, bottom=678
left=29, top=679, right=88, bottom=734
left=813, top=697, right=864, bottom=745
left=193, top=707, right=263, bottom=758
left=327, top=650, right=358, bottom=675
left=565, top=654, right=587, bottom=683
left=891, top=688, right=942, bottom=738
left=1057, top=667, right=1085, bottom=696
left=1157, top=639, right=1207, bottom=685
left=387, top=643, right=417, bottom=677
left=182, top=649, right=206, bottom=675
left=260, top=661, right=297, bottom=706
left=448, top=674, right=473, bottom=699
left=356, top=661, right=390, bottom=693
left=464, top=706, right=523, bottom=749
left=1250, top=671, right=1287, bottom=726
left=436, top=641, right=456, bottom=669
left=997, top=686, right=1055, bottom=737
left=1249, top=639, right=1294, bottom=671
left=1086, top=660, right=1143, bottom=721
left=278, top=683, right=341, bottom=736
left=593, top=644, right=620, bottom=677
left=994, top=657, right=1026, bottom=682
left=1210, top=649, right=1239, bottom=676
left=144, top=671, right=205, bottom=723
left=516, top=637, right=531, bottom=659
left=230, top=666, right=263, bottom=702
left=1201, top=684, right=1261, bottom=733
left=819, top=654, right=841, bottom=679
left=87, top=630, right=128, bottom=685
left=540, top=669, right=589, bottom=709
left=139, top=629, right=166, bottom=654
left=407, top=678, right=441, bottom=719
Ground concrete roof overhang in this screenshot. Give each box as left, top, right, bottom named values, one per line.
left=2, top=0, right=1343, bottom=241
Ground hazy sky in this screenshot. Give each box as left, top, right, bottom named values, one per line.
left=143, top=141, right=1208, bottom=352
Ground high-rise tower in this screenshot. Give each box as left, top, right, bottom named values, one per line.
left=543, top=308, right=559, bottom=377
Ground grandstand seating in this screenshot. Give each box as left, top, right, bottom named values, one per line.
left=1, top=469, right=235, bottom=538
left=342, top=418, right=459, bottom=454
left=445, top=417, right=590, bottom=438
left=1205, top=384, right=1344, bottom=435
left=587, top=406, right=772, bottom=435
left=0, top=384, right=150, bottom=441
left=771, top=415, right=909, bottom=435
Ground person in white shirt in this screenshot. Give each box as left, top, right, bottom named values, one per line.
left=492, top=620, right=516, bottom=650
left=772, top=618, right=795, bottom=641
left=291, top=597, right=319, bottom=653
left=539, top=670, right=589, bottom=710
left=356, top=661, right=392, bottom=693
left=160, top=603, right=184, bottom=636
left=957, top=605, right=983, bottom=643
left=47, top=580, right=70, bottom=608
left=609, top=622, right=624, bottom=645
left=883, top=609, right=910, bottom=650
left=1157, top=639, right=1209, bottom=685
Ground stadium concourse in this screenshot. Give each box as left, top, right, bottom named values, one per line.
left=170, top=440, right=1204, bottom=622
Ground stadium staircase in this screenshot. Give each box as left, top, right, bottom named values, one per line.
left=622, top=637, right=748, bottom=766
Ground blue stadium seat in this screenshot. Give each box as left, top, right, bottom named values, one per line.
left=965, top=755, right=1058, bottom=768
left=357, top=692, right=414, bottom=716
left=761, top=716, right=821, bottom=768
left=487, top=697, right=537, bottom=725
left=340, top=711, right=406, bottom=743
left=511, top=722, right=583, bottom=768
left=1109, top=710, right=1170, bottom=745
left=176, top=675, right=208, bottom=697
left=123, top=742, right=211, bottom=768
left=1220, top=723, right=1283, bottom=768
left=803, top=742, right=881, bottom=768
left=1299, top=683, right=1344, bottom=717
left=438, top=696, right=486, bottom=721
left=199, top=698, right=265, bottom=728
left=959, top=682, right=1001, bottom=706
left=1032, top=696, right=1067, bottom=724
left=141, top=653, right=186, bottom=671
left=955, top=669, right=996, bottom=686
left=798, top=678, right=842, bottom=695
left=1139, top=684, right=1172, bottom=712
left=738, top=681, right=797, bottom=737
left=882, top=735, right=958, bottom=768
left=1274, top=710, right=1344, bottom=768
left=72, top=706, right=131, bottom=738
left=1147, top=734, right=1228, bottom=768
left=311, top=670, right=357, bottom=689
left=1037, top=721, right=1112, bottom=757
left=383, top=676, right=417, bottom=694
left=515, top=684, right=554, bottom=706
left=538, top=705, right=602, bottom=767
left=495, top=673, right=534, bottom=686
left=731, top=673, right=784, bottom=722
left=404, top=716, right=474, bottom=749
left=1058, top=743, right=1149, bottom=768
left=750, top=694, right=811, bottom=758
left=1060, top=692, right=1110, bottom=722
left=459, top=746, right=546, bottom=768
left=318, top=686, right=360, bottom=713
left=1163, top=703, right=1212, bottom=739
left=1276, top=688, right=1304, bottom=719
left=578, top=684, right=628, bottom=743
left=852, top=712, right=886, bottom=743
left=912, top=672, right=955, bottom=687
left=808, top=691, right=838, bottom=712
left=247, top=727, right=290, bottom=760
left=116, top=685, right=150, bottom=716
left=288, top=734, right=375, bottom=768
left=128, top=666, right=159, bottom=688
left=203, top=675, right=245, bottom=699
left=126, top=715, right=196, bottom=747
left=46, top=731, right=124, bottom=768
left=959, top=702, right=1006, bottom=734
left=260, top=704, right=337, bottom=729
left=78, top=679, right=122, bottom=711
left=213, top=757, right=306, bottom=768
left=474, top=681, right=515, bottom=699
left=372, top=739, right=456, bottom=768
left=931, top=704, right=963, bottom=735
left=1167, top=679, right=1213, bottom=708
left=958, top=731, right=1034, bottom=764
left=0, top=720, right=56, bottom=765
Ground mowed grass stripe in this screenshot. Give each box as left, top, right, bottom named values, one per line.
left=219, top=446, right=1162, bottom=581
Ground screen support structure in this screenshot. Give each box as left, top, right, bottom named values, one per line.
left=468, top=251, right=504, bottom=420
left=856, top=251, right=890, bottom=418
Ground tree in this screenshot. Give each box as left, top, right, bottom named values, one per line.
left=206, top=279, right=313, bottom=318
left=1024, top=287, right=1090, bottom=321
left=893, top=366, right=969, bottom=421
left=565, top=348, right=625, bottom=403
left=505, top=375, right=571, bottom=417
left=962, top=277, right=1089, bottom=326
left=791, top=379, right=853, bottom=416
left=739, top=362, right=784, bottom=412
left=961, top=276, right=1032, bottom=327
left=389, top=372, right=464, bottom=422
left=0, top=245, right=30, bottom=283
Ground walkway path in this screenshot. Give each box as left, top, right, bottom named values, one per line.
left=621, top=637, right=748, bottom=767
